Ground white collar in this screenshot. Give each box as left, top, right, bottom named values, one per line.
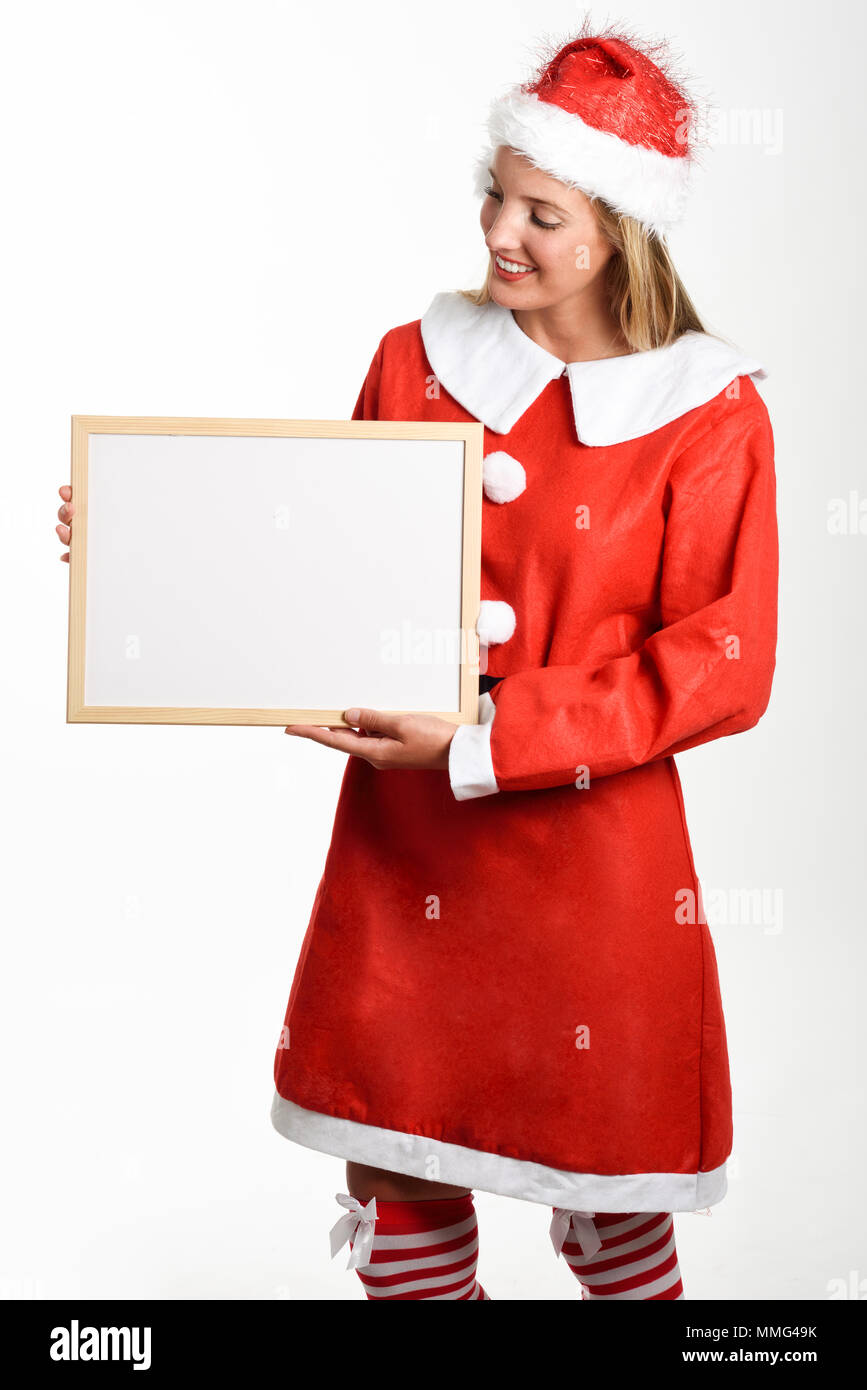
left=419, top=290, right=767, bottom=446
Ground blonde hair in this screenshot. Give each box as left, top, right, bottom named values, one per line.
left=460, top=193, right=706, bottom=352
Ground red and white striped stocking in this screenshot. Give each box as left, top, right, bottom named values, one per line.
left=551, top=1209, right=685, bottom=1299
left=331, top=1192, right=489, bottom=1300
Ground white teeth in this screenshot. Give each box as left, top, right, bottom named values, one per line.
left=496, top=254, right=534, bottom=273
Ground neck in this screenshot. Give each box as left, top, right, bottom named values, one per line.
left=510, top=286, right=632, bottom=364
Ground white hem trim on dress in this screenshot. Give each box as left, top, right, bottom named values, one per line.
left=270, top=1090, right=728, bottom=1212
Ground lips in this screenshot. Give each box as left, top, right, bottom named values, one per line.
left=495, top=253, right=535, bottom=272
left=493, top=252, right=537, bottom=282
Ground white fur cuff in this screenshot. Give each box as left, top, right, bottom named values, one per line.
left=448, top=692, right=499, bottom=800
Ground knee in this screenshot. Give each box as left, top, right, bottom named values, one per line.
left=346, top=1161, right=471, bottom=1202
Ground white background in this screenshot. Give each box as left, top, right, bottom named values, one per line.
left=2, top=0, right=864, bottom=1300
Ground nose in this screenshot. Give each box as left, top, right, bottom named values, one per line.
left=484, top=207, right=530, bottom=260
left=486, top=237, right=534, bottom=268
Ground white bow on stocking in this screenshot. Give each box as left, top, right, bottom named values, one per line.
left=329, top=1193, right=378, bottom=1270
left=549, top=1207, right=602, bottom=1259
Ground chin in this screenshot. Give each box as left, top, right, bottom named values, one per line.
left=490, top=280, right=544, bottom=307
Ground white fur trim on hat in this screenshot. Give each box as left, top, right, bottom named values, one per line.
left=477, top=599, right=517, bottom=646
left=483, top=451, right=527, bottom=504
left=474, top=87, right=694, bottom=238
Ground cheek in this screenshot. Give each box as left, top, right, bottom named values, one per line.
left=532, top=234, right=579, bottom=276
left=542, top=229, right=610, bottom=280
left=576, top=223, right=614, bottom=273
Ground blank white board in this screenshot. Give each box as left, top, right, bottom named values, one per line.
left=67, top=417, right=483, bottom=725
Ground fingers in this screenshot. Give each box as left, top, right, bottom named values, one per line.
left=284, top=714, right=405, bottom=766
left=344, top=707, right=406, bottom=739
left=57, top=487, right=74, bottom=560
left=284, top=723, right=396, bottom=762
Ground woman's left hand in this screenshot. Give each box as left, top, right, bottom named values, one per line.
left=284, top=707, right=456, bottom=772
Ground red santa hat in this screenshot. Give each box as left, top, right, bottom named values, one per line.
left=473, top=20, right=708, bottom=240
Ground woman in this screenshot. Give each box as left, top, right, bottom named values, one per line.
left=58, top=24, right=778, bottom=1301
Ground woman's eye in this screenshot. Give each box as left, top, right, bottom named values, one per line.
left=483, top=186, right=561, bottom=231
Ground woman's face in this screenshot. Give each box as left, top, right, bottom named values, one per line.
left=480, top=145, right=616, bottom=309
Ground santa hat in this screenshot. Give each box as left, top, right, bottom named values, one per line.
left=473, top=20, right=708, bottom=240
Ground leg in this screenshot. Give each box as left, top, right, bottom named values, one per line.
left=346, top=1161, right=470, bottom=1202
left=554, top=1210, right=684, bottom=1299
left=332, top=1164, right=488, bottom=1299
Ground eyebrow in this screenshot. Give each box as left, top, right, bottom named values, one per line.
left=487, top=166, right=570, bottom=217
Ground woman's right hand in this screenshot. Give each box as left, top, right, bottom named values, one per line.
left=56, top=485, right=74, bottom=562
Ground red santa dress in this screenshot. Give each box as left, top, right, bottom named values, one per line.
left=270, top=288, right=779, bottom=1212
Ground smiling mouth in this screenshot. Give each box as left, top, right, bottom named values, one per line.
left=494, top=253, right=536, bottom=273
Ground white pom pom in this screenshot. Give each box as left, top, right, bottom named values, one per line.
left=476, top=599, right=517, bottom=646
left=483, top=450, right=527, bottom=504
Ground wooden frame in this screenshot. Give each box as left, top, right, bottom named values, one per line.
left=67, top=416, right=483, bottom=726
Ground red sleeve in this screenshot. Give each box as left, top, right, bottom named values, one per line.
left=486, top=397, right=779, bottom=791
left=351, top=338, right=385, bottom=421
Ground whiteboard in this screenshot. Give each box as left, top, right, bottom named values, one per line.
left=67, top=417, right=483, bottom=725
